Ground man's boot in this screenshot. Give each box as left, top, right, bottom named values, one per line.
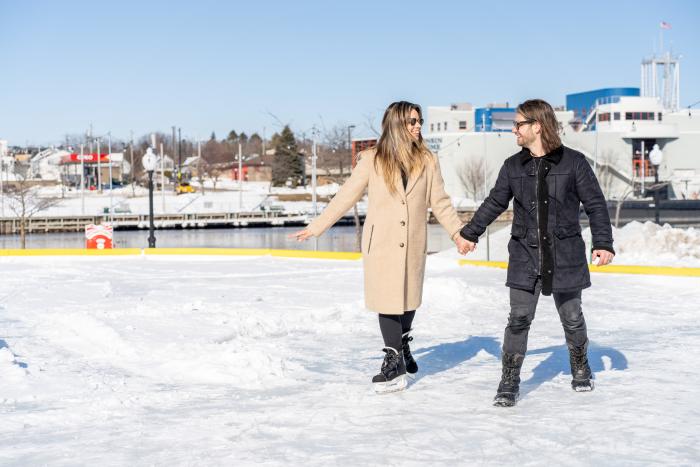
left=494, top=353, right=525, bottom=407
left=372, top=347, right=407, bottom=394
left=401, top=331, right=418, bottom=375
left=568, top=341, right=594, bottom=392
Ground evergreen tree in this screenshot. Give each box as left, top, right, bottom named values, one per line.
left=272, top=125, right=303, bottom=186
left=210, top=131, right=217, bottom=141
left=227, top=130, right=238, bottom=142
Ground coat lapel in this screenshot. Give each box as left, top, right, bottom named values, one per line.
left=404, top=167, right=424, bottom=197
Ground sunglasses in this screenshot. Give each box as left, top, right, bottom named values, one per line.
left=406, top=117, right=424, bottom=127
left=512, top=119, right=536, bottom=130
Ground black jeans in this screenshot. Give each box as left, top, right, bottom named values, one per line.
left=503, top=279, right=587, bottom=356
left=378, top=311, right=415, bottom=352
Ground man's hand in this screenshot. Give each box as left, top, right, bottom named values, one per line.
left=289, top=229, right=314, bottom=242
left=592, top=249, right=614, bottom=266
left=455, top=236, right=476, bottom=255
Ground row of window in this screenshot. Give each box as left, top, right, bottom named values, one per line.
left=598, top=112, right=663, bottom=122
left=430, top=121, right=468, bottom=132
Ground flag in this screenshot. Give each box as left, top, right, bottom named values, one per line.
left=660, top=21, right=672, bottom=30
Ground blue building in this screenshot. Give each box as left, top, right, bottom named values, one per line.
left=474, top=107, right=516, bottom=132
left=566, top=87, right=640, bottom=126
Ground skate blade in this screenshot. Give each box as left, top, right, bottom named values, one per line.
left=373, top=375, right=407, bottom=394
left=572, top=380, right=595, bottom=392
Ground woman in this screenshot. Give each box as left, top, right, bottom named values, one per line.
left=292, top=101, right=470, bottom=393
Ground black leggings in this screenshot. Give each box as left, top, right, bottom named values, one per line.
left=378, top=310, right=415, bottom=351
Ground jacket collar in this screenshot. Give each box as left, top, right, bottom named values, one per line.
left=519, top=145, right=564, bottom=165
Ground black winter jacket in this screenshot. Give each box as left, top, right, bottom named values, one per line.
left=460, top=145, right=614, bottom=295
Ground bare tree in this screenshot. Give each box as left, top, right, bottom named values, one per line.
left=5, top=170, right=61, bottom=248
left=596, top=149, right=617, bottom=199
left=457, top=156, right=492, bottom=201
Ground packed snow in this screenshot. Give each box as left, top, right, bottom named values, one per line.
left=0, top=252, right=698, bottom=465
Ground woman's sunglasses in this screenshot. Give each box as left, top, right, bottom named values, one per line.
left=406, top=118, right=424, bottom=127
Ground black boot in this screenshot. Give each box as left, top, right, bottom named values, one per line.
left=372, top=347, right=407, bottom=394
left=494, top=353, right=525, bottom=407
left=569, top=342, right=594, bottom=392
left=401, top=331, right=418, bottom=374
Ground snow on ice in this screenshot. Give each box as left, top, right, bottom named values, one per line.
left=0, top=248, right=699, bottom=465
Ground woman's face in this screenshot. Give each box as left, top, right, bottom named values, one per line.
left=405, top=108, right=422, bottom=141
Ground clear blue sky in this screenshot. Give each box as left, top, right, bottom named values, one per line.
left=1, top=0, right=699, bottom=146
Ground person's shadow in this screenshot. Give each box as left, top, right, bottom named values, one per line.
left=411, top=336, right=627, bottom=396
left=0, top=339, right=28, bottom=369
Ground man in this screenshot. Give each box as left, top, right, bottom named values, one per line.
left=458, top=99, right=614, bottom=407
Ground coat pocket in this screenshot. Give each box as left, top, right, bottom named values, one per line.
left=510, top=223, right=527, bottom=239
left=366, top=224, right=375, bottom=254
left=554, top=225, right=586, bottom=267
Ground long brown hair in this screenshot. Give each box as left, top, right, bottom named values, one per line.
left=517, top=99, right=562, bottom=154
left=374, top=101, right=433, bottom=195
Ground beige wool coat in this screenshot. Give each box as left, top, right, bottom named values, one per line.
left=307, top=148, right=463, bottom=315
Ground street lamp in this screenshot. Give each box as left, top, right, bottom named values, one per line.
left=142, top=147, right=158, bottom=248
left=649, top=144, right=664, bottom=224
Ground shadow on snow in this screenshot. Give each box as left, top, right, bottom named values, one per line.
left=409, top=336, right=627, bottom=396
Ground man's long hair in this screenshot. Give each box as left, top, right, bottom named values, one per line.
left=517, top=99, right=562, bottom=154
left=374, top=101, right=433, bottom=195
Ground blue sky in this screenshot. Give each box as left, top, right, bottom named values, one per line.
left=1, top=0, right=698, bottom=145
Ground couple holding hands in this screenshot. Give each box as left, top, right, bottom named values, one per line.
left=292, top=99, right=614, bottom=406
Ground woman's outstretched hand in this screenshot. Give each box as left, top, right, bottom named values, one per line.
left=289, top=228, right=314, bottom=242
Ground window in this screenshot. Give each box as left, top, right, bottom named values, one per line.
left=625, top=112, right=633, bottom=120
left=444, top=121, right=448, bottom=131
left=437, top=123, right=441, bottom=131
left=459, top=121, right=467, bottom=130
left=430, top=124, right=434, bottom=132
left=598, top=113, right=611, bottom=122
left=658, top=112, right=663, bottom=121
left=614, top=112, right=620, bottom=120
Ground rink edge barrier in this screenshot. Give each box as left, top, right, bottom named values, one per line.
left=0, top=248, right=363, bottom=260
left=457, top=259, right=700, bottom=277
left=0, top=249, right=697, bottom=276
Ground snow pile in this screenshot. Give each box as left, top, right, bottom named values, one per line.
left=436, top=221, right=700, bottom=267
left=610, top=221, right=700, bottom=267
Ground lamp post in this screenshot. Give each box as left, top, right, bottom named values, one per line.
left=649, top=144, right=664, bottom=224
left=142, top=147, right=158, bottom=248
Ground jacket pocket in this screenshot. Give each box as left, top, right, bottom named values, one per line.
left=554, top=225, right=586, bottom=267
left=554, top=225, right=582, bottom=239
left=366, top=225, right=374, bottom=254
left=510, top=223, right=527, bottom=239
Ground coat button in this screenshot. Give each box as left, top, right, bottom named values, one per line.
left=400, top=221, right=406, bottom=226
left=399, top=243, right=405, bottom=247
left=401, top=200, right=406, bottom=205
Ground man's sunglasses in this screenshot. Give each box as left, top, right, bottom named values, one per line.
left=513, top=119, right=536, bottom=130
left=406, top=118, right=424, bottom=127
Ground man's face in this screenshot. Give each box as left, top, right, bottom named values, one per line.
left=512, top=113, right=538, bottom=148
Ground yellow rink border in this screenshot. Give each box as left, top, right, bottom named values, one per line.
left=0, top=248, right=362, bottom=261
left=458, top=259, right=700, bottom=277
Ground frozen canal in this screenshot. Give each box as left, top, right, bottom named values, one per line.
left=0, top=253, right=698, bottom=465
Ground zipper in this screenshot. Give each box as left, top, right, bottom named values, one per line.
left=535, top=159, right=543, bottom=274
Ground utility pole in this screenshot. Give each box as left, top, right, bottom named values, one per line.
left=108, top=131, right=113, bottom=222
left=80, top=143, right=85, bottom=215
left=238, top=142, right=243, bottom=211
left=160, top=142, right=166, bottom=212
left=97, top=137, right=102, bottom=193
left=129, top=130, right=135, bottom=196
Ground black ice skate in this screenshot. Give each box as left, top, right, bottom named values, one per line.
left=372, top=347, right=407, bottom=394
left=401, top=331, right=418, bottom=375
left=493, top=353, right=525, bottom=407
